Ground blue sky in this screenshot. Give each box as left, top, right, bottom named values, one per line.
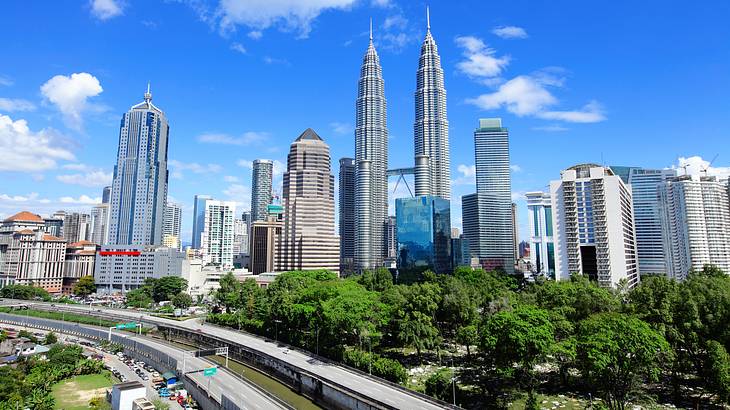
left=1, top=0, right=729, bottom=244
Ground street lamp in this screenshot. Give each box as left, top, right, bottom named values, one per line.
left=451, top=357, right=456, bottom=406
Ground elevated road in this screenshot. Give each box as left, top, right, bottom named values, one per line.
left=0, top=299, right=452, bottom=409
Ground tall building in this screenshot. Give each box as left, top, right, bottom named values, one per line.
left=102, top=186, right=112, bottom=204
left=250, top=217, right=282, bottom=275
left=43, top=216, right=64, bottom=238
left=396, top=195, right=451, bottom=274
left=251, top=159, right=274, bottom=223
left=339, top=157, right=356, bottom=273
left=201, top=200, right=236, bottom=268
left=163, top=202, right=182, bottom=239
left=108, top=86, right=169, bottom=246
left=625, top=168, right=677, bottom=276
left=469, top=118, right=514, bottom=274
left=461, top=193, right=479, bottom=261
left=192, top=195, right=211, bottom=249
left=94, top=245, right=184, bottom=293
left=385, top=215, right=398, bottom=262
left=63, top=212, right=91, bottom=243
left=550, top=164, right=639, bottom=288
left=414, top=8, right=450, bottom=199
left=0, top=212, right=66, bottom=292
left=659, top=175, right=730, bottom=280
left=232, top=218, right=249, bottom=256
left=90, top=203, right=110, bottom=245
left=277, top=129, right=340, bottom=274
left=526, top=191, right=556, bottom=277
left=512, top=202, right=519, bottom=263
left=354, top=25, right=389, bottom=271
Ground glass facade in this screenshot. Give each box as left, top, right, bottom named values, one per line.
left=396, top=196, right=451, bottom=275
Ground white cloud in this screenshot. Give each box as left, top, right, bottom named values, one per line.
left=511, top=191, right=527, bottom=201
left=60, top=195, right=101, bottom=205
left=40, top=72, right=103, bottom=130
left=215, top=0, right=358, bottom=38
left=0, top=76, right=13, bottom=87
left=0, top=193, right=41, bottom=202
left=466, top=74, right=606, bottom=123
left=222, top=184, right=251, bottom=208
left=329, top=122, right=353, bottom=135
left=382, top=14, right=407, bottom=30
left=0, top=114, right=75, bottom=172
left=532, top=124, right=569, bottom=132
left=452, top=164, right=476, bottom=185
left=674, top=156, right=730, bottom=179
left=236, top=159, right=285, bottom=177
left=455, top=36, right=510, bottom=79
left=230, top=42, right=247, bottom=54
left=169, top=160, right=222, bottom=179
left=263, top=56, right=289, bottom=65
left=90, top=0, right=124, bottom=20
left=197, top=131, right=268, bottom=145
left=510, top=164, right=522, bottom=172
left=0, top=98, right=36, bottom=112
left=237, top=159, right=253, bottom=169
left=377, top=15, right=419, bottom=53
left=492, top=25, right=528, bottom=39
left=248, top=30, right=263, bottom=39
left=224, top=175, right=240, bottom=183
left=57, top=169, right=112, bottom=187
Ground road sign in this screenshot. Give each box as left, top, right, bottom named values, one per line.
left=115, top=322, right=137, bottom=329
left=203, top=367, right=217, bottom=377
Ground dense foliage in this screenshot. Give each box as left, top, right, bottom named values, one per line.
left=0, top=284, right=51, bottom=301
left=0, top=344, right=106, bottom=409
left=209, top=266, right=730, bottom=409
left=73, top=275, right=97, bottom=297
left=125, top=277, right=188, bottom=308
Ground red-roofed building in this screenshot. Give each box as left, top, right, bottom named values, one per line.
left=63, top=241, right=99, bottom=294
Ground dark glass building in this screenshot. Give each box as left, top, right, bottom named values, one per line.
left=395, top=195, right=451, bottom=275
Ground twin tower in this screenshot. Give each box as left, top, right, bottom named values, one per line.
left=354, top=9, right=451, bottom=271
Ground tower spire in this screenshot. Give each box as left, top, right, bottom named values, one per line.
left=144, top=81, right=152, bottom=102
left=426, top=6, right=430, bottom=31
left=369, top=17, right=373, bottom=41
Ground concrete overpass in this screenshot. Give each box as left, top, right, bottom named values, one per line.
left=0, top=299, right=454, bottom=410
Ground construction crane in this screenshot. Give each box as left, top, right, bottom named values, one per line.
left=700, top=154, right=719, bottom=177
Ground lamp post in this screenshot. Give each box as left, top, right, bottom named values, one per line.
left=451, top=357, right=456, bottom=406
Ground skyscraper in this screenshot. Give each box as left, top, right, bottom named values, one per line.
left=90, top=203, right=110, bottom=245
left=277, top=129, right=340, bottom=274
left=355, top=23, right=389, bottom=272
left=526, top=191, right=555, bottom=277
left=201, top=199, right=236, bottom=268
left=339, top=157, right=355, bottom=273
left=414, top=8, right=450, bottom=199
left=102, top=186, right=112, bottom=204
left=471, top=118, right=514, bottom=274
left=63, top=212, right=91, bottom=243
left=396, top=195, right=451, bottom=275
left=251, top=159, right=274, bottom=223
left=659, top=175, right=730, bottom=280
left=108, top=85, right=169, bottom=246
left=550, top=164, right=639, bottom=288
left=626, top=168, right=677, bottom=276
left=461, top=193, right=479, bottom=261
left=192, top=194, right=211, bottom=249
left=163, top=202, right=182, bottom=239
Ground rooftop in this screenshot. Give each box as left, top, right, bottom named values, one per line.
left=3, top=211, right=43, bottom=223
left=295, top=128, right=323, bottom=142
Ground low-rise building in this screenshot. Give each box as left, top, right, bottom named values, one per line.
left=94, top=246, right=185, bottom=293
left=63, top=241, right=99, bottom=294
left=111, top=381, right=146, bottom=410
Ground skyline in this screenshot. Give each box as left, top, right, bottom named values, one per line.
left=1, top=1, right=730, bottom=244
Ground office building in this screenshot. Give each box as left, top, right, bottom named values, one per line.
left=339, top=157, right=355, bottom=273
left=385, top=215, right=397, bottom=261
left=354, top=26, right=389, bottom=272
left=519, top=241, right=530, bottom=259
left=200, top=200, right=236, bottom=268
left=251, top=159, right=274, bottom=223
left=624, top=168, right=677, bottom=276
left=163, top=203, right=182, bottom=243
left=277, top=129, right=340, bottom=274
left=0, top=212, right=66, bottom=292
left=94, top=245, right=184, bottom=293
left=192, top=195, right=211, bottom=249
left=63, top=212, right=91, bottom=243
left=232, top=218, right=249, bottom=256
left=63, top=241, right=98, bottom=294
left=250, top=217, right=282, bottom=275
left=90, top=203, right=110, bottom=245
left=43, top=216, right=64, bottom=238
left=465, top=119, right=514, bottom=274
left=512, top=203, right=519, bottom=262
left=396, top=195, right=451, bottom=274
left=550, top=164, right=639, bottom=288
left=659, top=175, right=730, bottom=280
left=102, top=186, right=112, bottom=204
left=414, top=9, right=451, bottom=199
left=108, top=85, right=169, bottom=246
left=526, top=191, right=556, bottom=278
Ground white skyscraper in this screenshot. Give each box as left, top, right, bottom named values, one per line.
left=108, top=85, right=169, bottom=246
left=354, top=22, right=389, bottom=271
left=526, top=191, right=555, bottom=277
left=550, top=164, right=639, bottom=288
left=201, top=200, right=236, bottom=269
left=90, top=203, right=110, bottom=245
left=659, top=175, right=730, bottom=280
left=414, top=8, right=450, bottom=199
left=163, top=202, right=182, bottom=238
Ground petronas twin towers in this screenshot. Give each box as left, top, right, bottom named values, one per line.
left=354, top=10, right=451, bottom=271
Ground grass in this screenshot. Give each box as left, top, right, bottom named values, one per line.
left=51, top=372, right=113, bottom=410
left=0, top=307, right=150, bottom=334
left=508, top=393, right=586, bottom=409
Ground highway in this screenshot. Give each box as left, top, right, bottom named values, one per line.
left=1, top=299, right=450, bottom=410
left=0, top=308, right=288, bottom=410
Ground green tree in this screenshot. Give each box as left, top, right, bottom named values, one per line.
left=575, top=313, right=670, bottom=410
left=73, top=275, right=96, bottom=296
left=0, top=367, right=23, bottom=403
left=152, top=276, right=188, bottom=302
left=424, top=368, right=454, bottom=401
left=704, top=340, right=730, bottom=404
left=43, top=331, right=58, bottom=345
left=125, top=288, right=153, bottom=308
left=171, top=292, right=193, bottom=309
left=357, top=268, right=394, bottom=292
left=480, top=306, right=555, bottom=407
left=215, top=272, right=242, bottom=312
